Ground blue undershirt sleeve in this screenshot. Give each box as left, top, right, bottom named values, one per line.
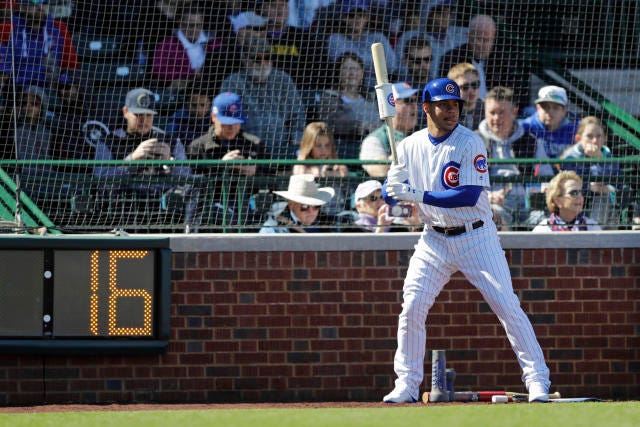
left=422, top=185, right=482, bottom=207
left=382, top=182, right=483, bottom=208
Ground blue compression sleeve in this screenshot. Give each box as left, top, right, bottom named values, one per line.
left=422, top=185, right=482, bottom=208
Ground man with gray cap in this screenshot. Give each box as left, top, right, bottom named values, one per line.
left=94, top=87, right=190, bottom=177
left=360, top=82, right=419, bottom=177
left=519, top=85, right=580, bottom=176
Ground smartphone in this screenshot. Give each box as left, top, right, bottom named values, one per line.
left=389, top=203, right=412, bottom=218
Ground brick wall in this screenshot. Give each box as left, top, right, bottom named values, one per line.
left=1, top=234, right=638, bottom=405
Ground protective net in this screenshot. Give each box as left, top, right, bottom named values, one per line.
left=0, top=0, right=638, bottom=233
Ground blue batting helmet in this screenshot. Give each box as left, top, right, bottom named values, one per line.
left=421, top=78, right=465, bottom=104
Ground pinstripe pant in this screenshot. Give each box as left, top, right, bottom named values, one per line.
left=391, top=222, right=551, bottom=398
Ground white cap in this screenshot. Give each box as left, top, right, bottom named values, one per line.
left=392, top=82, right=419, bottom=100
left=273, top=174, right=335, bottom=206
left=229, top=12, right=268, bottom=33
left=535, top=85, right=568, bottom=106
left=355, top=180, right=382, bottom=200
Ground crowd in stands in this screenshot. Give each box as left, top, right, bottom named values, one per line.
left=0, top=0, right=635, bottom=233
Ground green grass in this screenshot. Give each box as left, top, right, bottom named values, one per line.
left=1, top=402, right=639, bottom=427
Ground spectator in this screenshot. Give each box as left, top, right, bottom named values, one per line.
left=220, top=36, right=306, bottom=160
left=341, top=179, right=422, bottom=232
left=228, top=10, right=269, bottom=48
left=439, top=15, right=495, bottom=99
left=260, top=0, right=329, bottom=91
left=438, top=13, right=532, bottom=109
left=447, top=62, right=483, bottom=131
left=151, top=2, right=224, bottom=90
left=93, top=88, right=190, bottom=178
left=310, top=52, right=379, bottom=157
left=395, top=35, right=432, bottom=91
left=559, top=116, right=621, bottom=227
left=360, top=82, right=419, bottom=177
left=187, top=91, right=270, bottom=223
left=0, top=0, right=78, bottom=85
left=326, top=0, right=397, bottom=90
left=48, top=72, right=95, bottom=172
left=475, top=86, right=536, bottom=228
left=14, top=85, right=52, bottom=173
left=0, top=70, right=15, bottom=162
left=395, top=0, right=466, bottom=83
left=531, top=170, right=601, bottom=232
left=520, top=85, right=579, bottom=177
left=259, top=174, right=336, bottom=233
left=293, top=121, right=348, bottom=178
left=223, top=11, right=270, bottom=75
left=166, top=83, right=212, bottom=146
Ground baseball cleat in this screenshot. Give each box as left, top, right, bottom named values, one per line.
left=528, top=383, right=549, bottom=403
left=383, top=388, right=418, bottom=403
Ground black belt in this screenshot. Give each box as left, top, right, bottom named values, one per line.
left=432, top=220, right=484, bottom=237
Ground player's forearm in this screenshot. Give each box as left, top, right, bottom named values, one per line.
left=422, top=186, right=482, bottom=208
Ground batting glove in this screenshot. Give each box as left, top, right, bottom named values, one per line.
left=387, top=166, right=409, bottom=185
left=387, top=183, right=424, bottom=203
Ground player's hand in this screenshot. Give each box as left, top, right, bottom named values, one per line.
left=387, top=166, right=409, bottom=185
left=387, top=183, right=424, bottom=203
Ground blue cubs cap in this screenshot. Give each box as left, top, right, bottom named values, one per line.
left=421, top=77, right=464, bottom=104
left=212, top=92, right=246, bottom=125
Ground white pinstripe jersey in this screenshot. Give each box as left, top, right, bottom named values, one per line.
left=396, top=125, right=493, bottom=227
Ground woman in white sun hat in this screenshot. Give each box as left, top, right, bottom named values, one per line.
left=259, top=174, right=336, bottom=233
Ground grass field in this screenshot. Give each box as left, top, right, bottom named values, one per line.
left=1, top=402, right=639, bottom=427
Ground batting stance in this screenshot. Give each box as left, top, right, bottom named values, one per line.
left=381, top=78, right=551, bottom=404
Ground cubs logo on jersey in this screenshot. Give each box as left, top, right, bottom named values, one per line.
left=441, top=161, right=460, bottom=189
left=474, top=154, right=488, bottom=173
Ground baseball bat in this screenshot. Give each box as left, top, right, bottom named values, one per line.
left=422, top=390, right=561, bottom=404
left=371, top=42, right=398, bottom=165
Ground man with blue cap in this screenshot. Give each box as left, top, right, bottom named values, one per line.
left=187, top=91, right=270, bottom=226
left=381, top=78, right=551, bottom=404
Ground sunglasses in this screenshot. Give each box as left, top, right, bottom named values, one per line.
left=563, top=190, right=583, bottom=198
left=362, top=195, right=380, bottom=202
left=460, top=81, right=480, bottom=91
left=406, top=55, right=432, bottom=64
left=299, top=204, right=320, bottom=212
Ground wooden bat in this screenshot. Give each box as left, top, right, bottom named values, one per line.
left=371, top=42, right=398, bottom=165
left=421, top=390, right=561, bottom=403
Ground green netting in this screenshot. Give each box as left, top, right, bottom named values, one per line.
left=0, top=1, right=638, bottom=233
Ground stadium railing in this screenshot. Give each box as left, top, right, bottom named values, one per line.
left=0, top=157, right=637, bottom=234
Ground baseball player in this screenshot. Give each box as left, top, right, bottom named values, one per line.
left=381, top=78, right=551, bottom=404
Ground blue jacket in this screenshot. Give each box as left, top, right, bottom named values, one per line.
left=0, top=15, right=77, bottom=85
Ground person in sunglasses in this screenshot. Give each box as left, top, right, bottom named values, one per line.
left=532, top=170, right=601, bottom=232
left=341, top=180, right=421, bottom=233
left=259, top=174, right=336, bottom=233
left=447, top=62, right=484, bottom=131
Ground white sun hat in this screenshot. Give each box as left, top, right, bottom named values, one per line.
left=273, top=174, right=335, bottom=206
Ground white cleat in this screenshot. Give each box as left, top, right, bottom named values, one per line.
left=528, top=383, right=549, bottom=403
left=383, top=388, right=418, bottom=404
